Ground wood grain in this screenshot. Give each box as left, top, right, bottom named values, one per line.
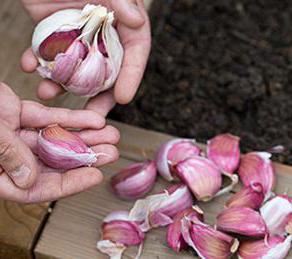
left=35, top=121, right=292, bottom=259
left=0, top=200, right=49, bottom=259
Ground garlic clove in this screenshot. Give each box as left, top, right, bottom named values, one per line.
left=260, top=195, right=292, bottom=236
left=216, top=207, right=268, bottom=238
left=167, top=206, right=204, bottom=252
left=51, top=40, right=88, bottom=84
left=225, top=182, right=265, bottom=210
left=129, top=184, right=193, bottom=232
left=66, top=36, right=107, bottom=97
left=37, top=124, right=97, bottom=170
left=181, top=218, right=239, bottom=259
left=32, top=9, right=83, bottom=56
left=175, top=156, right=222, bottom=201
left=102, top=12, right=124, bottom=88
left=111, top=161, right=157, bottom=200
left=97, top=211, right=144, bottom=259
left=38, top=29, right=82, bottom=61
left=155, top=138, right=201, bottom=181
left=238, top=152, right=275, bottom=196
left=238, top=235, right=292, bottom=259
left=207, top=133, right=240, bottom=175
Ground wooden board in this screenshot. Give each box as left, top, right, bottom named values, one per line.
left=35, top=121, right=292, bottom=259
left=0, top=201, right=50, bottom=259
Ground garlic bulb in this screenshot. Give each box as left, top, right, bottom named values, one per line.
left=32, top=4, right=124, bottom=97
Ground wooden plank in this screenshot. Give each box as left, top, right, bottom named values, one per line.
left=35, top=122, right=292, bottom=259
left=35, top=158, right=233, bottom=259
left=0, top=200, right=50, bottom=259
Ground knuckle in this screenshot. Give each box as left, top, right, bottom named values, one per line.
left=0, top=141, right=14, bottom=161
left=108, top=126, right=121, bottom=144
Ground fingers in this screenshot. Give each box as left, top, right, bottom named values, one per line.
left=20, top=125, right=120, bottom=151
left=86, top=90, right=116, bottom=117
left=0, top=167, right=103, bottom=203
left=110, top=0, right=145, bottom=28
left=0, top=121, right=37, bottom=189
left=91, top=144, right=119, bottom=167
left=37, top=79, right=65, bottom=100
left=114, top=1, right=151, bottom=104
left=21, top=101, right=106, bottom=129
left=21, top=48, right=38, bottom=73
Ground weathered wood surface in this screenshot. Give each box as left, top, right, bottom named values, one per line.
left=35, top=121, right=292, bottom=259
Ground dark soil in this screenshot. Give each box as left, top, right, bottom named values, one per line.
left=110, top=0, right=292, bottom=164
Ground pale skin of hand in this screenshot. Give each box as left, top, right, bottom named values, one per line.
left=21, top=0, right=151, bottom=109
left=0, top=83, right=119, bottom=203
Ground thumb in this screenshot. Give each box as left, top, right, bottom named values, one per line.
left=110, top=0, right=146, bottom=28
left=0, top=121, right=37, bottom=189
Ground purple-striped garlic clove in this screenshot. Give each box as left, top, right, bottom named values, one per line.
left=207, top=133, right=240, bottom=175
left=181, top=218, right=239, bottom=259
left=175, top=156, right=238, bottom=201
left=238, top=152, right=275, bottom=196
left=155, top=138, right=201, bottom=181
left=216, top=207, right=268, bottom=238
left=65, top=38, right=107, bottom=97
left=37, top=125, right=97, bottom=170
left=225, top=182, right=265, bottom=210
left=238, top=235, right=292, bottom=259
left=110, top=161, right=157, bottom=200
left=167, top=206, right=204, bottom=252
left=97, top=211, right=144, bottom=259
left=260, top=195, right=292, bottom=236
left=129, top=184, right=193, bottom=232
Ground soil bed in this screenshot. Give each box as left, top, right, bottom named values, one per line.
left=110, top=0, right=292, bottom=164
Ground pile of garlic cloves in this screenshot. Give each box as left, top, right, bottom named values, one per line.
left=32, top=4, right=124, bottom=97
left=97, top=134, right=292, bottom=259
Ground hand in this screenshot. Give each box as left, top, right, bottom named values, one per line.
left=0, top=82, right=119, bottom=203
left=21, top=0, right=151, bottom=108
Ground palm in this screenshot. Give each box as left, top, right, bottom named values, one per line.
left=0, top=84, right=119, bottom=203
left=21, top=0, right=151, bottom=105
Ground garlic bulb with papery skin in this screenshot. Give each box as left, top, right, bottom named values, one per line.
left=155, top=138, right=201, bottom=181
left=181, top=218, right=239, bottom=259
left=260, top=195, right=292, bottom=236
left=238, top=152, right=275, bottom=196
left=97, top=211, right=144, bottom=259
left=225, top=183, right=265, bottom=210
left=238, top=235, right=292, bottom=259
left=32, top=4, right=123, bottom=97
left=129, top=184, right=193, bottom=232
left=167, top=206, right=204, bottom=252
left=216, top=207, right=268, bottom=238
left=111, top=161, right=157, bottom=200
left=207, top=133, right=240, bottom=175
left=37, top=125, right=97, bottom=170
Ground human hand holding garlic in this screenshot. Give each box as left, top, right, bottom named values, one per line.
left=0, top=82, right=119, bottom=203
left=21, top=0, right=151, bottom=108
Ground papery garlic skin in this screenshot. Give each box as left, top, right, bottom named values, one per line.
left=238, top=235, right=292, bottom=259
left=97, top=211, right=144, bottom=259
left=216, top=207, right=267, bottom=238
left=167, top=206, right=204, bottom=252
left=155, top=138, right=201, bottom=181
left=111, top=161, right=157, bottom=200
left=37, top=125, right=97, bottom=170
left=238, top=152, right=275, bottom=195
left=260, top=195, right=292, bottom=236
left=175, top=156, right=222, bottom=201
left=129, top=184, right=193, bottom=232
left=181, top=219, right=238, bottom=259
left=225, top=183, right=265, bottom=210
left=32, top=4, right=124, bottom=97
left=207, top=133, right=240, bottom=175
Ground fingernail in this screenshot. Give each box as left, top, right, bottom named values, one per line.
left=9, top=165, right=31, bottom=188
